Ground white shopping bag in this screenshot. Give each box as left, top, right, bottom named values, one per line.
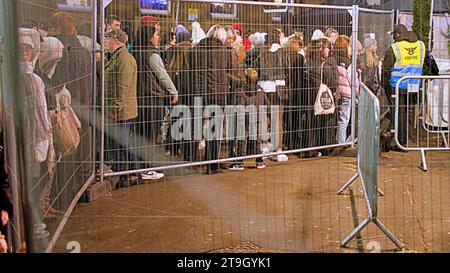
left=314, top=83, right=336, bottom=116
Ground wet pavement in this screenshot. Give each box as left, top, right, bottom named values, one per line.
left=54, top=150, right=450, bottom=253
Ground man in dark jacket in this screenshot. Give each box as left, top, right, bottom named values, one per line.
left=382, top=24, right=439, bottom=149
left=48, top=12, right=93, bottom=192
left=189, top=28, right=232, bottom=174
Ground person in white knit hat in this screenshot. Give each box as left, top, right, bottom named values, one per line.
left=19, top=28, right=62, bottom=216
left=191, top=21, right=206, bottom=45
left=311, top=29, right=330, bottom=42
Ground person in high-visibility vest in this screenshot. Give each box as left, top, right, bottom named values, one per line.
left=382, top=24, right=439, bottom=150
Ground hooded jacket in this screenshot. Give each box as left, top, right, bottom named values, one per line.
left=35, top=36, right=64, bottom=110
left=19, top=29, right=52, bottom=164
left=50, top=34, right=92, bottom=112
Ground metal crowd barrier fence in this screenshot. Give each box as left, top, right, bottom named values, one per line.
left=0, top=0, right=98, bottom=252
left=339, top=83, right=403, bottom=249
left=394, top=75, right=450, bottom=171
left=100, top=0, right=394, bottom=181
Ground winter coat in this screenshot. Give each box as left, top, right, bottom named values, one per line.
left=227, top=44, right=246, bottom=93
left=303, top=57, right=338, bottom=106
left=50, top=34, right=92, bottom=111
left=168, top=42, right=194, bottom=106
left=104, top=46, right=138, bottom=121
left=259, top=44, right=286, bottom=82
left=188, top=37, right=232, bottom=106
left=22, top=63, right=52, bottom=164
left=285, top=52, right=305, bottom=104
left=360, top=52, right=381, bottom=94
left=334, top=53, right=360, bottom=98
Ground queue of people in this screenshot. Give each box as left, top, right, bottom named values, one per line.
left=2, top=12, right=440, bottom=252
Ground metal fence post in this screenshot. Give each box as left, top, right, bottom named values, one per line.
left=100, top=0, right=105, bottom=184
left=429, top=0, right=435, bottom=51
left=351, top=4, right=359, bottom=148
left=92, top=0, right=98, bottom=179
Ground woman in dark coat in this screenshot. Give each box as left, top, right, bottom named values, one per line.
left=283, top=38, right=305, bottom=150
left=302, top=37, right=338, bottom=157
left=188, top=25, right=232, bottom=175
left=168, top=40, right=194, bottom=161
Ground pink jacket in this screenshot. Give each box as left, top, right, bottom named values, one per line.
left=337, top=64, right=360, bottom=98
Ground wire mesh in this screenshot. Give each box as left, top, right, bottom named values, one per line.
left=7, top=0, right=97, bottom=252
left=0, top=0, right=448, bottom=253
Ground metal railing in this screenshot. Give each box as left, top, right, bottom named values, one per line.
left=338, top=83, right=403, bottom=249
left=394, top=75, right=450, bottom=171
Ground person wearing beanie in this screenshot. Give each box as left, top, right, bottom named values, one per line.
left=360, top=37, right=380, bottom=92
left=175, top=24, right=191, bottom=43
left=36, top=37, right=64, bottom=108
left=363, top=36, right=376, bottom=50
left=311, top=29, right=330, bottom=42
left=232, top=23, right=251, bottom=51
left=382, top=24, right=439, bottom=150
left=191, top=21, right=206, bottom=44
left=141, top=15, right=160, bottom=30
left=390, top=24, right=408, bottom=43
left=245, top=32, right=266, bottom=69
left=19, top=28, right=62, bottom=216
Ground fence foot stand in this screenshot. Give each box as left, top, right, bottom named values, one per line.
left=419, top=150, right=428, bottom=172
left=373, top=218, right=404, bottom=250
left=337, top=172, right=359, bottom=195
left=377, top=188, right=384, bottom=197
left=441, top=132, right=449, bottom=148
left=340, top=217, right=371, bottom=247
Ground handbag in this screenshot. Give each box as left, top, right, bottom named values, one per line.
left=314, top=62, right=336, bottom=115
left=51, top=88, right=81, bottom=156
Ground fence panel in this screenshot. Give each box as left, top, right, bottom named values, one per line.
left=394, top=75, right=450, bottom=171
left=4, top=0, right=97, bottom=252
left=1, top=0, right=448, bottom=253
left=102, top=0, right=356, bottom=180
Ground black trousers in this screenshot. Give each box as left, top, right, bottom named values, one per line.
left=385, top=86, right=409, bottom=145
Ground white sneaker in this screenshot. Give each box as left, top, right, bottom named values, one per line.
left=277, top=154, right=288, bottom=162
left=256, top=163, right=266, bottom=169
left=141, top=171, right=165, bottom=180
left=227, top=164, right=245, bottom=171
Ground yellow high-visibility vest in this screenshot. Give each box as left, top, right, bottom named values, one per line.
left=389, top=40, right=425, bottom=89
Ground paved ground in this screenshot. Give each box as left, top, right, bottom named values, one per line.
left=53, top=150, right=449, bottom=253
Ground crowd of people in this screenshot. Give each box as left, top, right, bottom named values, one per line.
left=13, top=12, right=441, bottom=191
left=0, top=10, right=441, bottom=252
left=98, top=14, right=439, bottom=183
